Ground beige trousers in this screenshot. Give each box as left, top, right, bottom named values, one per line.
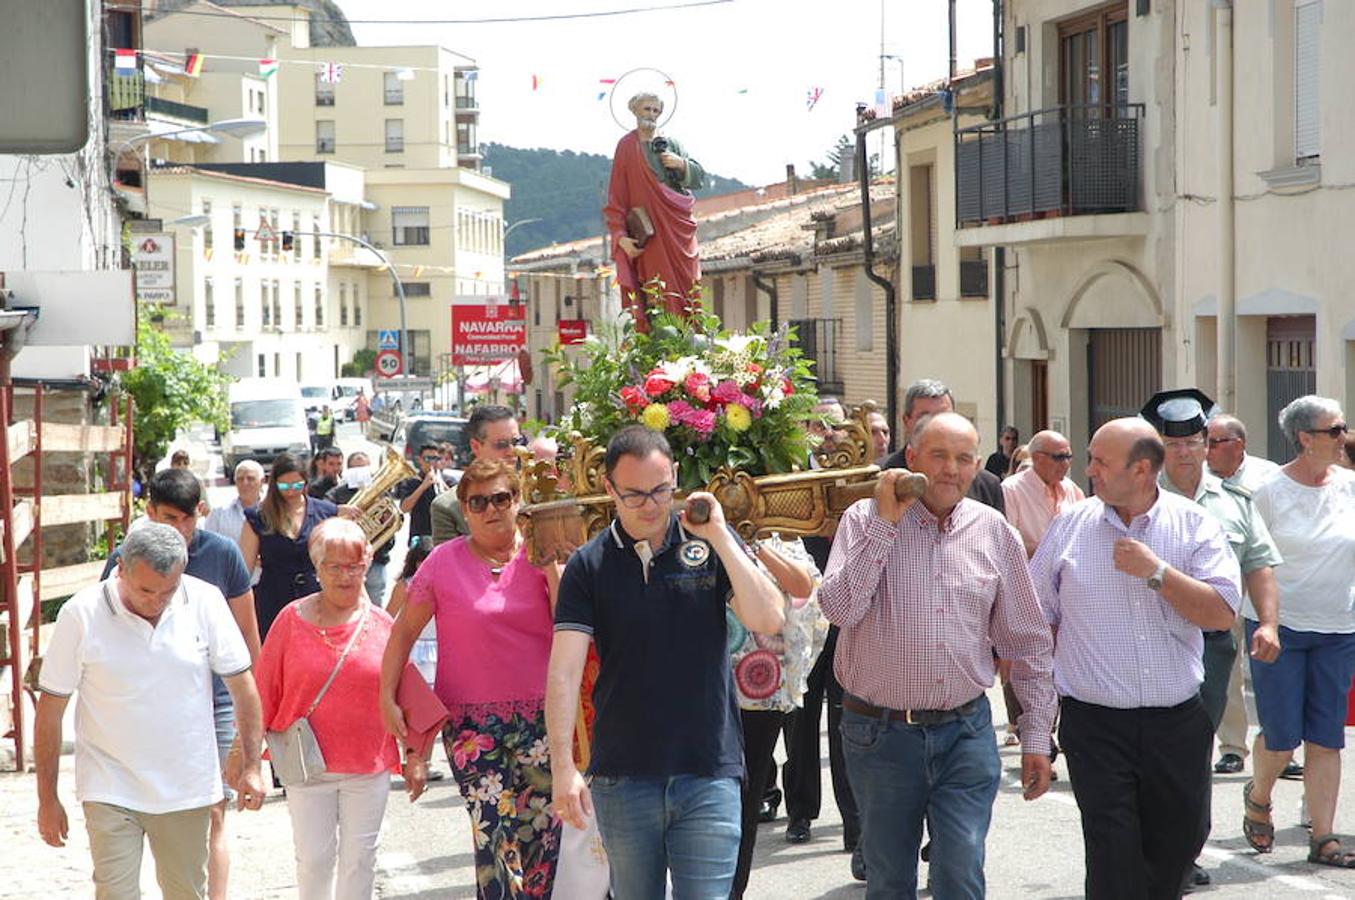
left=84, top=801, right=212, bottom=900
left=1217, top=616, right=1251, bottom=758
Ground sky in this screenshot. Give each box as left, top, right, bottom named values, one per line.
left=335, top=0, right=997, bottom=187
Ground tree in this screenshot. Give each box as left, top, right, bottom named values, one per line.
left=119, top=305, right=231, bottom=480
left=341, top=349, right=376, bottom=377
left=808, top=134, right=881, bottom=181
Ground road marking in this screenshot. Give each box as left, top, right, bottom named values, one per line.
left=378, top=850, right=433, bottom=894
left=1004, top=777, right=1351, bottom=896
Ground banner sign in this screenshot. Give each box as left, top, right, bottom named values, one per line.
left=132, top=233, right=175, bottom=304
left=558, top=319, right=588, bottom=345
left=451, top=297, right=526, bottom=366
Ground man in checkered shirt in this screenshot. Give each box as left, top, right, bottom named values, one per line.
left=820, top=411, right=1056, bottom=898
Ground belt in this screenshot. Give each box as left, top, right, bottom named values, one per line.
left=842, top=694, right=981, bottom=727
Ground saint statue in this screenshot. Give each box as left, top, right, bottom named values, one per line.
left=603, top=92, right=706, bottom=323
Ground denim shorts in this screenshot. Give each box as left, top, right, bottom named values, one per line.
left=1247, top=620, right=1355, bottom=751
left=213, top=675, right=236, bottom=800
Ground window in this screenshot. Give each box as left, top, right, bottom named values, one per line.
left=232, top=204, right=242, bottom=232
left=1295, top=0, right=1321, bottom=161
left=257, top=354, right=267, bottom=377
left=204, top=278, right=215, bottom=329
left=312, top=214, right=322, bottom=259
left=316, top=120, right=335, bottom=154
left=201, top=200, right=213, bottom=251
left=456, top=121, right=476, bottom=156
left=269, top=208, right=280, bottom=258
left=315, top=73, right=334, bottom=106
left=292, top=212, right=302, bottom=260
left=274, top=353, right=281, bottom=376
left=261, top=281, right=272, bottom=327
left=384, top=71, right=404, bottom=105
left=385, top=118, right=404, bottom=153
left=402, top=281, right=432, bottom=297
left=392, top=206, right=430, bottom=245
left=235, top=279, right=245, bottom=330
left=353, top=286, right=362, bottom=326
left=339, top=283, right=349, bottom=326
left=294, top=283, right=303, bottom=329
left=271, top=279, right=281, bottom=328
left=315, top=285, right=325, bottom=327
left=1058, top=1, right=1129, bottom=116
left=257, top=89, right=266, bottom=116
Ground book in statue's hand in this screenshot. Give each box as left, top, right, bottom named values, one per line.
left=626, top=207, right=655, bottom=249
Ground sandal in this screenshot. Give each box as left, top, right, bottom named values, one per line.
left=1308, top=834, right=1355, bottom=868
left=1003, top=731, right=1021, bottom=747
left=1243, top=780, right=1275, bottom=854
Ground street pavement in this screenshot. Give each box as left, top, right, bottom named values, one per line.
left=4, top=424, right=1355, bottom=896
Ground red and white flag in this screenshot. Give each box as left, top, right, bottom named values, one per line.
left=114, top=48, right=137, bottom=72
left=317, top=62, right=344, bottom=84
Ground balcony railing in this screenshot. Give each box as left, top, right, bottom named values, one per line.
left=955, top=104, right=1144, bottom=226
left=788, top=318, right=844, bottom=395
left=107, top=67, right=144, bottom=118
left=911, top=265, right=936, bottom=301
left=145, top=95, right=209, bottom=124
left=455, top=96, right=478, bottom=110
left=959, top=260, right=989, bottom=297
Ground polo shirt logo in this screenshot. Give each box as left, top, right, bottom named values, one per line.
left=679, top=540, right=710, bottom=568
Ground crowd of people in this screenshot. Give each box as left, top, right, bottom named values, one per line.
left=28, top=380, right=1355, bottom=900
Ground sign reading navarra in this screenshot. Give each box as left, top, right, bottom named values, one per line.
left=451, top=296, right=526, bottom=366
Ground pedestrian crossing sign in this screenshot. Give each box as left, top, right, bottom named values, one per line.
left=255, top=218, right=276, bottom=244
left=377, top=329, right=399, bottom=350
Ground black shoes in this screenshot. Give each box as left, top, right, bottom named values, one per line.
left=850, top=844, right=867, bottom=881
left=785, top=818, right=812, bottom=844
left=758, top=790, right=781, bottom=823
left=1281, top=761, right=1305, bottom=780
left=1214, top=753, right=1244, bottom=774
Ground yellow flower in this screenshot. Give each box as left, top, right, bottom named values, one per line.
left=641, top=403, right=670, bottom=431
left=725, top=403, right=752, bottom=432
left=498, top=789, right=516, bottom=817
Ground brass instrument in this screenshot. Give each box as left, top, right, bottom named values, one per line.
left=350, top=445, right=417, bottom=548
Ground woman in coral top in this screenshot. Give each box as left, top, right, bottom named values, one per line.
left=380, top=458, right=563, bottom=900
left=250, top=517, right=399, bottom=900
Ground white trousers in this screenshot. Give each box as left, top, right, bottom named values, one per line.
left=285, top=771, right=390, bottom=900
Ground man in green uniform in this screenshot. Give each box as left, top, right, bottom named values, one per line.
left=1142, top=388, right=1283, bottom=891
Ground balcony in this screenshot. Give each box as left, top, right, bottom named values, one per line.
left=107, top=67, right=144, bottom=120
left=145, top=95, right=209, bottom=125
left=954, top=105, right=1147, bottom=246
left=911, top=265, right=936, bottom=301
left=788, top=318, right=844, bottom=395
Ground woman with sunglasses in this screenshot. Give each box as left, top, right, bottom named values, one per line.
left=1243, top=396, right=1355, bottom=866
left=379, top=458, right=564, bottom=899
left=240, top=453, right=358, bottom=640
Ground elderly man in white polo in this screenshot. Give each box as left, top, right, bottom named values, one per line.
left=34, top=523, right=266, bottom=900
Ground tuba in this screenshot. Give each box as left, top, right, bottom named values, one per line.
left=349, top=445, right=417, bottom=548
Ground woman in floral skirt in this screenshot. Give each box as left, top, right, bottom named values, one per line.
left=380, top=458, right=563, bottom=898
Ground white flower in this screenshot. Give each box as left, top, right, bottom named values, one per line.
left=764, top=384, right=786, bottom=409
left=715, top=334, right=764, bottom=356
left=656, top=356, right=708, bottom=383
left=475, top=771, right=505, bottom=803
left=520, top=738, right=549, bottom=768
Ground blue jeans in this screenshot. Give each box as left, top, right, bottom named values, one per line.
left=364, top=561, right=387, bottom=608
left=841, top=694, right=1000, bottom=899
left=589, top=774, right=741, bottom=900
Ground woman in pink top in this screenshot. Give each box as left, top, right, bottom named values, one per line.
left=380, top=458, right=563, bottom=900
left=250, top=518, right=399, bottom=900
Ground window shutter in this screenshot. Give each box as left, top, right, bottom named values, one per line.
left=1294, top=0, right=1321, bottom=160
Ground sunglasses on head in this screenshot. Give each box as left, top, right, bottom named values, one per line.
left=1305, top=423, right=1349, bottom=439
left=465, top=490, right=516, bottom=514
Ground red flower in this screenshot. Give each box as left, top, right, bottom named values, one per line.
left=619, top=385, right=648, bottom=413
left=643, top=370, right=675, bottom=397
left=745, top=363, right=763, bottom=390
left=523, top=863, right=552, bottom=897
left=781, top=377, right=795, bottom=397
left=684, top=372, right=712, bottom=404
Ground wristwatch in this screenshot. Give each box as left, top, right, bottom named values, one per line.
left=1147, top=561, right=1168, bottom=591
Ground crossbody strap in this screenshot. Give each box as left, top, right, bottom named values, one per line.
left=303, top=604, right=368, bottom=719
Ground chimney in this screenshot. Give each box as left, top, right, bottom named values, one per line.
left=785, top=164, right=797, bottom=196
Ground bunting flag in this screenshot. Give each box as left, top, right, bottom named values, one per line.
left=184, top=51, right=204, bottom=77
left=873, top=88, right=890, bottom=117
left=465, top=70, right=478, bottom=81
left=258, top=58, right=278, bottom=79
left=531, top=74, right=542, bottom=90
left=806, top=87, right=823, bottom=111
left=597, top=91, right=607, bottom=101
left=318, top=62, right=344, bottom=84
left=599, top=78, right=616, bottom=85
left=114, top=48, right=137, bottom=72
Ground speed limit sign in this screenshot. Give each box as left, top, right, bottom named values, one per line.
left=375, top=349, right=403, bottom=378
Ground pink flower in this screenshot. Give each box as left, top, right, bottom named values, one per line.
left=450, top=730, right=495, bottom=769
left=667, top=399, right=695, bottom=421
left=712, top=379, right=744, bottom=405
left=688, top=408, right=717, bottom=436
left=683, top=372, right=712, bottom=404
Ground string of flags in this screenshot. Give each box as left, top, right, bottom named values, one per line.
left=318, top=62, right=344, bottom=84
left=806, top=87, right=823, bottom=111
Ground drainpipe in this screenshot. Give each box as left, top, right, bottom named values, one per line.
left=1214, top=0, right=1236, bottom=411
left=992, top=0, right=1007, bottom=434
left=752, top=271, right=779, bottom=327
left=857, top=128, right=899, bottom=445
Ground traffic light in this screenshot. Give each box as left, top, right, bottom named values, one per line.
left=233, top=228, right=246, bottom=251
left=281, top=231, right=294, bottom=252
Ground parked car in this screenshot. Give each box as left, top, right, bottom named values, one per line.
left=389, top=413, right=472, bottom=469
left=331, top=377, right=374, bottom=421
left=222, top=379, right=310, bottom=480
left=300, top=383, right=331, bottom=429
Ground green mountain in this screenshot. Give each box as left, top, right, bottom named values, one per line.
left=485, top=143, right=749, bottom=259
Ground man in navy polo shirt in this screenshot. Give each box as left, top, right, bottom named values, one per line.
left=546, top=426, right=785, bottom=899
left=103, top=468, right=259, bottom=900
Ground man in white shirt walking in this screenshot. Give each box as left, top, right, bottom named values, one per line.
left=34, top=523, right=266, bottom=900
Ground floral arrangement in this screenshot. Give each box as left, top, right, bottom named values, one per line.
left=543, top=300, right=820, bottom=491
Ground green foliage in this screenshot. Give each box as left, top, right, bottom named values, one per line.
left=342, top=348, right=377, bottom=377
left=483, top=144, right=749, bottom=258
left=119, top=305, right=231, bottom=476
left=543, top=284, right=819, bottom=491
left=808, top=134, right=881, bottom=180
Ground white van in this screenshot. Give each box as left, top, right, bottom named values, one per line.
left=222, top=379, right=310, bottom=479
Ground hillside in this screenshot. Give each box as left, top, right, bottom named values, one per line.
left=486, top=143, right=748, bottom=259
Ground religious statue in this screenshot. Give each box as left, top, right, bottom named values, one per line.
left=603, top=91, right=706, bottom=322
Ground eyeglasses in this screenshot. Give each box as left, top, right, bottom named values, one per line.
left=486, top=438, right=518, bottom=452
left=1305, top=423, right=1349, bottom=439
left=420, top=455, right=441, bottom=463
left=1206, top=437, right=1241, bottom=448
left=320, top=562, right=366, bottom=576
left=465, top=490, right=516, bottom=514
left=1035, top=451, right=1074, bottom=462
left=275, top=480, right=307, bottom=491
left=610, top=480, right=675, bottom=509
